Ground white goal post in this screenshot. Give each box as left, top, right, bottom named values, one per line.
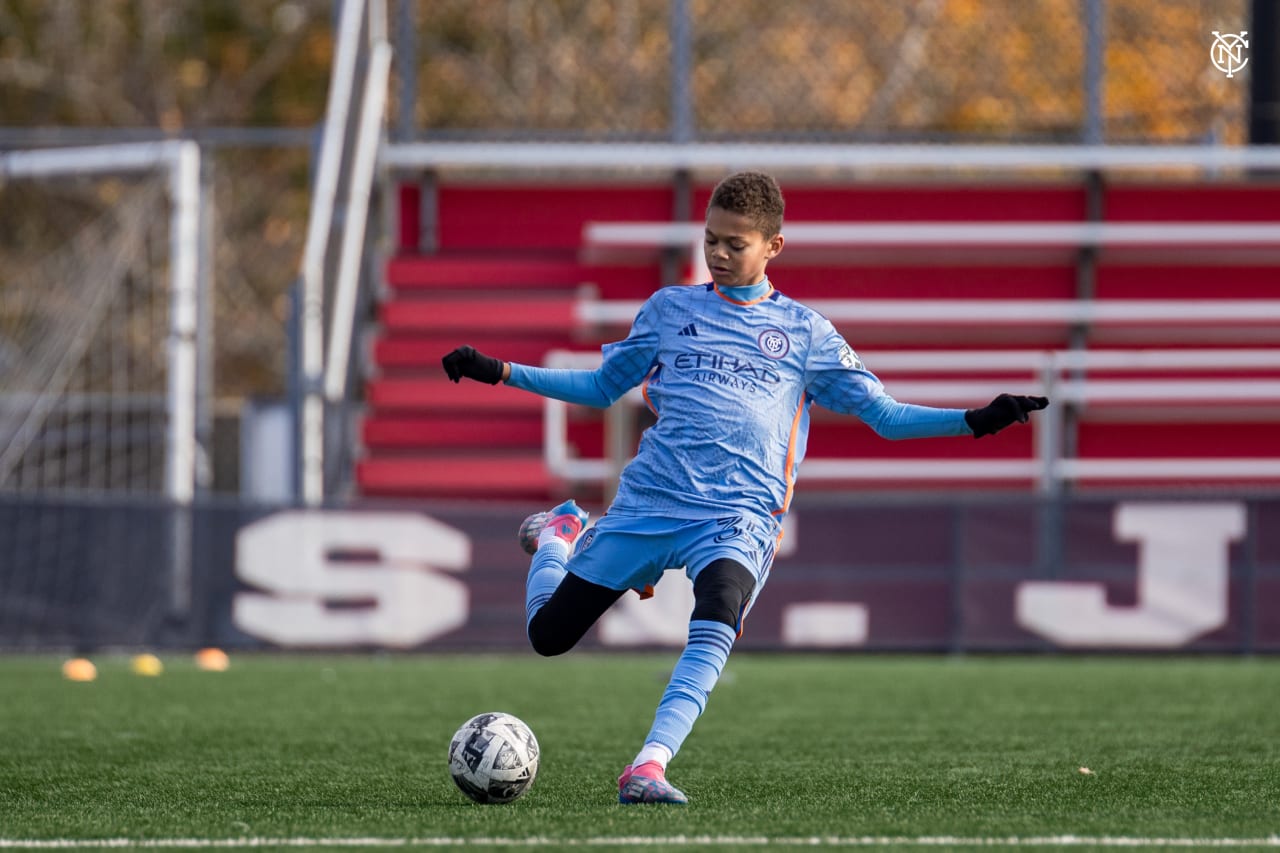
left=0, top=140, right=203, bottom=506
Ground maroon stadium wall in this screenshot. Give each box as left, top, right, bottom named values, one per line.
left=1, top=494, right=1277, bottom=653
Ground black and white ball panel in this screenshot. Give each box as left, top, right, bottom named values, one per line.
left=447, top=712, right=540, bottom=804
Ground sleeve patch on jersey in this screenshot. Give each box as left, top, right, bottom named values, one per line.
left=837, top=343, right=864, bottom=370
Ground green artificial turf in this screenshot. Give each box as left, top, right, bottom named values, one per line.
left=1, top=653, right=1277, bottom=850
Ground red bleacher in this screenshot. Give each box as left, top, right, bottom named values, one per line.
left=356, top=180, right=1280, bottom=501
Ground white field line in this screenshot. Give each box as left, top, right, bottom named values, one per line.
left=2, top=837, right=1280, bottom=849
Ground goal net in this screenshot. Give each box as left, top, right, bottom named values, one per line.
left=0, top=143, right=204, bottom=499
left=0, top=143, right=206, bottom=650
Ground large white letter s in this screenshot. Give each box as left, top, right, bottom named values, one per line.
left=234, top=510, right=471, bottom=648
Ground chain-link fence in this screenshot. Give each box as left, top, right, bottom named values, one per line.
left=396, top=0, right=1252, bottom=144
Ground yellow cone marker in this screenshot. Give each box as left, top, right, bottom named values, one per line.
left=130, top=653, right=164, bottom=676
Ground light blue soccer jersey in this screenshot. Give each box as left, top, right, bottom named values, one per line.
left=507, top=281, right=970, bottom=523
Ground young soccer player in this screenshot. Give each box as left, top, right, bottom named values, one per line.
left=442, top=171, right=1048, bottom=805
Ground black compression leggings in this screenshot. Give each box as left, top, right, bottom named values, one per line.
left=527, top=572, right=624, bottom=657
left=526, top=559, right=756, bottom=657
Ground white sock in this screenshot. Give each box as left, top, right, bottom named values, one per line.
left=632, top=742, right=673, bottom=770
left=536, top=528, right=572, bottom=552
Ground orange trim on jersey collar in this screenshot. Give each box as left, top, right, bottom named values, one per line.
left=712, top=283, right=775, bottom=306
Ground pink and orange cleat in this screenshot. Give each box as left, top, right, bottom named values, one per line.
left=617, top=761, right=689, bottom=805
left=519, top=500, right=589, bottom=554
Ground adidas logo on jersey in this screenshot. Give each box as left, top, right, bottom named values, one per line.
left=677, top=324, right=698, bottom=337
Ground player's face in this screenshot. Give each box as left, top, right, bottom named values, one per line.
left=704, top=206, right=784, bottom=288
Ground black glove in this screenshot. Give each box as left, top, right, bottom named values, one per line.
left=442, top=345, right=505, bottom=385
left=964, top=393, right=1049, bottom=438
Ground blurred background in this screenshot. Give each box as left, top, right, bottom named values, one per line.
left=0, top=0, right=1277, bottom=655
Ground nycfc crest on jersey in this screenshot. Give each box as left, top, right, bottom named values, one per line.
left=757, top=328, right=790, bottom=359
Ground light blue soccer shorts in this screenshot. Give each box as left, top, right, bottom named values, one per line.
left=565, top=511, right=781, bottom=601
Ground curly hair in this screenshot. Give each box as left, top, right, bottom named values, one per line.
left=706, top=171, right=785, bottom=238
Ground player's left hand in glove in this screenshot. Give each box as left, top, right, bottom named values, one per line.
left=964, top=393, right=1049, bottom=438
left=442, top=345, right=506, bottom=385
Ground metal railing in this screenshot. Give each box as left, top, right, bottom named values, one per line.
left=577, top=298, right=1280, bottom=334
left=580, top=218, right=1280, bottom=285
left=298, top=0, right=391, bottom=506
left=381, top=142, right=1280, bottom=174
left=541, top=347, right=1280, bottom=495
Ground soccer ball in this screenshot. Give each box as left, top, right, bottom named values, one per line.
left=518, top=511, right=550, bottom=555
left=447, top=712, right=540, bottom=804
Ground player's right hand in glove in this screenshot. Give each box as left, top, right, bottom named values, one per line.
left=442, top=345, right=506, bottom=385
left=964, top=393, right=1049, bottom=438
